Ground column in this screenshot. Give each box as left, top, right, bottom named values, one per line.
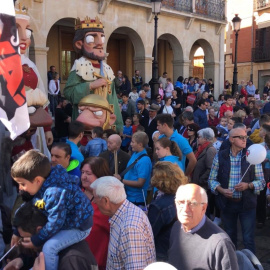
left=134, top=56, right=153, bottom=84
left=204, top=61, right=221, bottom=98
left=29, top=46, right=49, bottom=91
left=172, top=60, right=191, bottom=82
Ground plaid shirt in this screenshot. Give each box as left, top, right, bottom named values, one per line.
left=208, top=150, right=265, bottom=198
left=107, top=199, right=156, bottom=269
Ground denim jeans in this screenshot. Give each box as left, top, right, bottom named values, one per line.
left=221, top=200, right=256, bottom=253
left=42, top=228, right=91, bottom=270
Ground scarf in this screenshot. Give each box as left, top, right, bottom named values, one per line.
left=195, top=141, right=211, bottom=159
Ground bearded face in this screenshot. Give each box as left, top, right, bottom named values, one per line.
left=82, top=45, right=105, bottom=62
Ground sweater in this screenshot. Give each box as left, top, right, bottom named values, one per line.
left=31, top=165, right=93, bottom=246
left=168, top=218, right=239, bottom=270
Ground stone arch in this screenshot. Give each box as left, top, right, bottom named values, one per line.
left=157, top=33, right=184, bottom=81
left=106, top=26, right=146, bottom=80
left=189, top=39, right=215, bottom=81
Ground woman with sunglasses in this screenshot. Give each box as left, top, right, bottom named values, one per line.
left=186, top=123, right=200, bottom=152
left=155, top=137, right=184, bottom=171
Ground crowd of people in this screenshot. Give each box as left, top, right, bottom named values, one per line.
left=2, top=73, right=270, bottom=270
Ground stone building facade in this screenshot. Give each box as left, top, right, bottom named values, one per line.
left=225, top=0, right=270, bottom=92
left=23, top=0, right=226, bottom=97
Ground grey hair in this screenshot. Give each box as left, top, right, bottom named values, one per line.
left=139, top=90, right=145, bottom=96
left=232, top=123, right=246, bottom=129
left=185, top=106, right=194, bottom=112
left=197, top=128, right=215, bottom=142
left=90, top=176, right=126, bottom=204
left=176, top=184, right=208, bottom=204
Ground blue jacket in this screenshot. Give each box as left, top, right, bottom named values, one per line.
left=31, top=165, right=93, bottom=246
left=148, top=194, right=177, bottom=261
left=194, top=108, right=208, bottom=128
left=85, top=137, right=107, bottom=157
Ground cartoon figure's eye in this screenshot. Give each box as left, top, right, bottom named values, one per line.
left=93, top=111, right=103, bottom=116
left=85, top=35, right=94, bottom=44
left=101, top=36, right=105, bottom=44
left=26, top=29, right=32, bottom=39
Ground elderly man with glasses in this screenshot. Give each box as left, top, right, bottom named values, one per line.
left=208, top=127, right=265, bottom=254
left=168, top=184, right=238, bottom=270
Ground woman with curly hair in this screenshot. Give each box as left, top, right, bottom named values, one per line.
left=148, top=162, right=188, bottom=261
left=81, top=157, right=111, bottom=270
left=155, top=137, right=183, bottom=171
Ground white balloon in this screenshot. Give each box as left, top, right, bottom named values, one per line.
left=246, top=144, right=267, bottom=165
left=144, top=262, right=177, bottom=270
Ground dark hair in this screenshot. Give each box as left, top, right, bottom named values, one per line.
left=156, top=114, right=174, bottom=128
left=233, top=105, right=243, bottom=113
left=133, top=113, right=142, bottom=122
left=156, top=137, right=182, bottom=160
left=181, top=111, right=194, bottom=121
left=209, top=126, right=221, bottom=138
left=163, top=72, right=168, bottom=76
left=143, top=83, right=150, bottom=88
left=239, top=94, right=244, bottom=99
left=230, top=117, right=242, bottom=124
left=132, top=87, right=137, bottom=91
left=50, top=65, right=55, bottom=70
left=122, top=92, right=129, bottom=98
left=13, top=202, right=47, bottom=235
left=225, top=95, right=233, bottom=100
left=251, top=108, right=260, bottom=118
left=259, top=114, right=270, bottom=126
left=11, top=150, right=51, bottom=182
left=81, top=157, right=111, bottom=178
left=103, top=129, right=117, bottom=139
left=136, top=125, right=145, bottom=132
left=177, top=76, right=183, bottom=83
left=218, top=94, right=224, bottom=101
left=52, top=73, right=58, bottom=80
left=187, top=123, right=200, bottom=137
left=164, top=96, right=171, bottom=102
left=197, top=99, right=206, bottom=107
left=52, top=142, right=71, bottom=157
left=137, top=99, right=145, bottom=106
left=92, top=126, right=103, bottom=138
left=68, top=121, right=84, bottom=139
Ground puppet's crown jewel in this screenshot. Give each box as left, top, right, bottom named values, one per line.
left=75, top=16, right=104, bottom=31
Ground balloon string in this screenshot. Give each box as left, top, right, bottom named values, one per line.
left=232, top=164, right=251, bottom=193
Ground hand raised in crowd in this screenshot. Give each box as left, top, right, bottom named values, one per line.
left=45, top=131, right=53, bottom=146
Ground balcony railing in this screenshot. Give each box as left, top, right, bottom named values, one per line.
left=134, top=0, right=226, bottom=21
left=255, top=0, right=270, bottom=10
left=252, top=47, right=270, bottom=62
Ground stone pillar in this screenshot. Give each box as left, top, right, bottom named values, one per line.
left=172, top=60, right=190, bottom=82
left=29, top=46, right=49, bottom=91
left=134, top=56, right=153, bottom=84
left=219, top=28, right=225, bottom=97
left=204, top=61, right=220, bottom=98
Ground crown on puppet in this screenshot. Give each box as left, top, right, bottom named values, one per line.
left=75, top=16, right=104, bottom=31
left=15, top=2, right=29, bottom=16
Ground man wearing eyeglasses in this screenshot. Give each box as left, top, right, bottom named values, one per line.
left=208, top=127, right=265, bottom=254
left=168, top=184, right=238, bottom=270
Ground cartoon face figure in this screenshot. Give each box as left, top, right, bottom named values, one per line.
left=16, top=17, right=32, bottom=55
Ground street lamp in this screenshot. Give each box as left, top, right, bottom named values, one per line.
left=232, top=14, right=241, bottom=96
left=150, top=0, right=162, bottom=99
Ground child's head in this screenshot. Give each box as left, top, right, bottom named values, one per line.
left=219, top=117, right=228, bottom=127
left=259, top=124, right=270, bottom=139
left=133, top=113, right=142, bottom=123
left=228, top=117, right=242, bottom=131
left=125, top=117, right=132, bottom=127
left=225, top=95, right=233, bottom=106
left=92, top=126, right=103, bottom=138
left=255, top=89, right=259, bottom=95
left=132, top=87, right=137, bottom=93
left=68, top=121, right=84, bottom=140
left=11, top=150, right=51, bottom=195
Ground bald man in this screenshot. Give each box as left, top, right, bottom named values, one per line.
left=208, top=127, right=265, bottom=254
left=99, top=134, right=130, bottom=175
left=168, top=184, right=239, bottom=270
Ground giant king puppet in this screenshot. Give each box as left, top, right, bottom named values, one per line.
left=64, top=16, right=123, bottom=132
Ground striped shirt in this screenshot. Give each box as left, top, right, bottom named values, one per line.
left=107, top=199, right=156, bottom=269
left=208, top=150, right=265, bottom=198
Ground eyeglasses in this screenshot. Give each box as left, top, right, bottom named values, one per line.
left=156, top=97, right=161, bottom=99
left=187, top=128, right=195, bottom=131
left=232, top=135, right=248, bottom=141
left=175, top=200, right=206, bottom=209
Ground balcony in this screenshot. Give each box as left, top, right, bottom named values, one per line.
left=134, top=0, right=226, bottom=21
left=252, top=47, right=270, bottom=62
left=255, top=0, right=270, bottom=10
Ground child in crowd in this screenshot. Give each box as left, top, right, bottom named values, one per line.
left=11, top=150, right=93, bottom=270
left=159, top=83, right=164, bottom=100
left=121, top=117, right=133, bottom=152
left=216, top=117, right=228, bottom=141
left=129, top=87, right=139, bottom=102
left=132, top=113, right=142, bottom=134
left=254, top=89, right=260, bottom=100
left=219, top=95, right=233, bottom=117
left=85, top=126, right=107, bottom=157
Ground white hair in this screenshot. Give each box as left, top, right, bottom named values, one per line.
left=185, top=106, right=194, bottom=112
left=197, top=128, right=215, bottom=142
left=139, top=90, right=145, bottom=96
left=176, top=184, right=208, bottom=204
left=90, top=176, right=126, bottom=204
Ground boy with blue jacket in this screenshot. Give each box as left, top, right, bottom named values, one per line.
left=11, top=150, right=93, bottom=270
